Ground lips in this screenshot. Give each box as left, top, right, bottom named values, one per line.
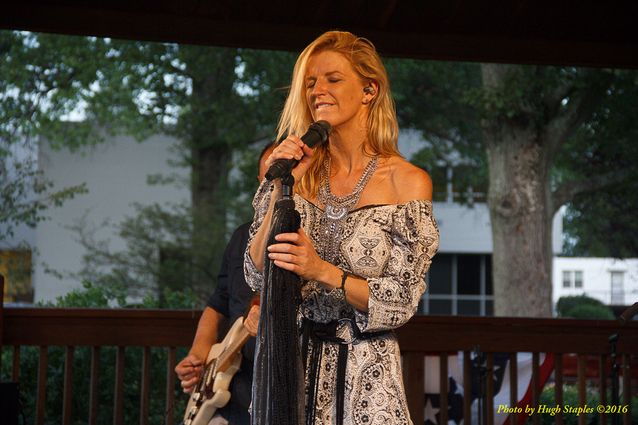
left=315, top=102, right=333, bottom=109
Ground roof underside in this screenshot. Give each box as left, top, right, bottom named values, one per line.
left=2, top=1, right=638, bottom=68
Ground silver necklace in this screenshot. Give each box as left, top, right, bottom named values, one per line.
left=317, top=155, right=378, bottom=263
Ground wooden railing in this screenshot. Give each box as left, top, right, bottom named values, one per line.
left=1, top=287, right=637, bottom=425
left=400, top=315, right=637, bottom=425
left=1, top=305, right=200, bottom=425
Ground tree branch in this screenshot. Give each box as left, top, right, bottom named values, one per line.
left=551, top=168, right=633, bottom=214
left=546, top=71, right=613, bottom=156
left=544, top=80, right=576, bottom=119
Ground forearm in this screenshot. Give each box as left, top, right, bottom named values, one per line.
left=189, top=307, right=224, bottom=361
left=316, top=263, right=370, bottom=312
left=248, top=182, right=281, bottom=272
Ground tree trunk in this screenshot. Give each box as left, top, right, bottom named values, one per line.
left=183, top=47, right=238, bottom=296
left=482, top=64, right=554, bottom=317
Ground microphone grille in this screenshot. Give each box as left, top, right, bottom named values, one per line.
left=313, top=120, right=332, bottom=141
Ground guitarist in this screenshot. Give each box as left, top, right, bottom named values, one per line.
left=175, top=143, right=274, bottom=425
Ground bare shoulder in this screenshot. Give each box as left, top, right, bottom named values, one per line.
left=386, top=157, right=433, bottom=203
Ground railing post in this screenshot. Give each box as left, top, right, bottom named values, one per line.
left=555, top=353, right=563, bottom=425
left=439, top=353, right=449, bottom=424
left=509, top=352, right=518, bottom=425
left=622, top=354, right=631, bottom=425
left=532, top=352, right=540, bottom=425
left=140, top=346, right=151, bottom=425
left=577, top=354, right=586, bottom=425
left=166, top=347, right=176, bottom=425
left=114, top=346, right=125, bottom=425
left=89, top=346, right=100, bottom=425
left=402, top=351, right=424, bottom=425
left=486, top=353, right=494, bottom=425
left=36, top=346, right=48, bottom=425
left=599, top=354, right=607, bottom=425
left=63, top=346, right=75, bottom=425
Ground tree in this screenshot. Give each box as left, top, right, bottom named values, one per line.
left=0, top=30, right=295, bottom=301
left=388, top=60, right=638, bottom=316
left=0, top=145, right=86, bottom=241
left=557, top=72, right=638, bottom=258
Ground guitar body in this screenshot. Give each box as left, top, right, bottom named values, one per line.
left=183, top=318, right=246, bottom=425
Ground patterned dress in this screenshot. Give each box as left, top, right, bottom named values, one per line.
left=244, top=179, right=439, bottom=425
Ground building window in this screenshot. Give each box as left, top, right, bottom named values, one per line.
left=419, top=253, right=494, bottom=316
left=562, top=270, right=584, bottom=289
left=610, top=271, right=625, bottom=305
left=563, top=271, right=572, bottom=288
left=0, top=250, right=33, bottom=304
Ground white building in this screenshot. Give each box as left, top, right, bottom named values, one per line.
left=1, top=133, right=189, bottom=303
left=553, top=257, right=638, bottom=306
left=1, top=130, right=635, bottom=314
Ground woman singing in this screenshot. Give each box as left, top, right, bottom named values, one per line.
left=244, top=30, right=439, bottom=425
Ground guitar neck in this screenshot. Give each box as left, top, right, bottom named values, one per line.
left=216, top=325, right=251, bottom=373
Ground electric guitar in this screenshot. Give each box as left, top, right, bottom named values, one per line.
left=182, top=316, right=252, bottom=425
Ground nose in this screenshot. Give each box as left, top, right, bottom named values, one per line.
left=311, top=79, right=327, bottom=97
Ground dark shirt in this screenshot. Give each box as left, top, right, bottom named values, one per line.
left=206, top=222, right=255, bottom=424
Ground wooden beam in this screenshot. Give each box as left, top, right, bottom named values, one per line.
left=1, top=1, right=637, bottom=68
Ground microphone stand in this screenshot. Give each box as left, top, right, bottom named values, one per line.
left=281, top=173, right=295, bottom=201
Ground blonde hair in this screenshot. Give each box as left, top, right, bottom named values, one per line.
left=275, top=31, right=400, bottom=197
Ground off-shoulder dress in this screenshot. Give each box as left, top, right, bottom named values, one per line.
left=244, top=179, right=439, bottom=425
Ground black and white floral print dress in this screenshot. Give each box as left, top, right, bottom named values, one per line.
left=245, top=179, right=439, bottom=425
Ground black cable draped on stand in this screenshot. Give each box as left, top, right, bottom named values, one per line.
left=252, top=174, right=305, bottom=425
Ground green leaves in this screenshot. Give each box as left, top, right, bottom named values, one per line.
left=1, top=31, right=298, bottom=300
left=0, top=154, right=87, bottom=239
left=389, top=55, right=638, bottom=257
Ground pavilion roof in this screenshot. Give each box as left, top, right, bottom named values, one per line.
left=2, top=1, right=637, bottom=67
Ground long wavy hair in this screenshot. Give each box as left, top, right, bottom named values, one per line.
left=275, top=31, right=400, bottom=197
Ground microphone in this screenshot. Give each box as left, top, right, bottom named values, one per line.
left=265, top=121, right=332, bottom=180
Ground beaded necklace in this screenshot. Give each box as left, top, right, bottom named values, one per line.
left=317, top=155, right=378, bottom=263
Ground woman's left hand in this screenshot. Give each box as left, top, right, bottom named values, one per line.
left=267, top=228, right=325, bottom=281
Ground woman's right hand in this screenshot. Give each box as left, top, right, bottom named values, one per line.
left=265, top=135, right=316, bottom=181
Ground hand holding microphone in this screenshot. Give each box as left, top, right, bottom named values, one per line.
left=265, top=121, right=331, bottom=181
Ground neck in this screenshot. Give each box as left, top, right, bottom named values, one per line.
left=328, top=120, right=371, bottom=174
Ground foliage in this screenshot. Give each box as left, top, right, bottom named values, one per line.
left=0, top=146, right=87, bottom=242
left=565, top=304, right=615, bottom=320
left=556, top=295, right=615, bottom=319
left=555, top=70, right=638, bottom=257
left=1, top=282, right=196, bottom=425
left=1, top=29, right=296, bottom=302
left=528, top=384, right=638, bottom=425
left=389, top=60, right=638, bottom=259
left=386, top=59, right=487, bottom=203
left=562, top=183, right=638, bottom=258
